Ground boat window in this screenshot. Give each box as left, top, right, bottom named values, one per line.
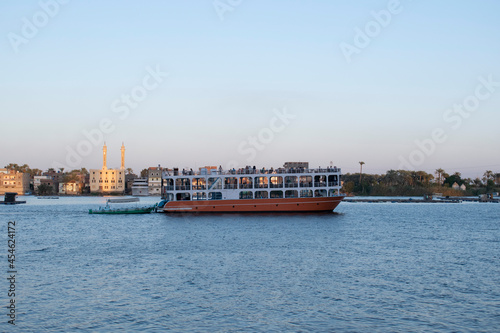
left=254, top=177, right=268, bottom=188
left=300, top=190, right=313, bottom=197
left=164, top=178, right=174, bottom=191
left=208, top=192, right=222, bottom=200
left=239, top=177, right=253, bottom=189
left=299, top=176, right=313, bottom=187
left=176, top=192, right=191, bottom=201
left=192, top=178, right=206, bottom=190
left=314, top=175, right=327, bottom=187
left=208, top=177, right=222, bottom=190
left=239, top=191, right=253, bottom=199
left=175, top=178, right=191, bottom=190
left=270, top=190, right=283, bottom=198
left=166, top=193, right=174, bottom=201
left=314, top=189, right=327, bottom=197
left=328, top=189, right=339, bottom=197
left=285, top=176, right=298, bottom=188
left=255, top=191, right=268, bottom=199
left=224, top=177, right=238, bottom=189
left=192, top=192, right=207, bottom=200
left=285, top=190, right=298, bottom=198
left=270, top=176, right=283, bottom=188
left=328, top=175, right=339, bottom=186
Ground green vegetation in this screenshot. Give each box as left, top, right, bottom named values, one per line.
left=4, top=163, right=42, bottom=177
left=37, top=184, right=53, bottom=196
left=342, top=169, right=500, bottom=196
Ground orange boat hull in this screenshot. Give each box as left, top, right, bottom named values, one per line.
left=161, top=196, right=344, bottom=213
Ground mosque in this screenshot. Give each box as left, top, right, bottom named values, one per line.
left=89, top=143, right=126, bottom=194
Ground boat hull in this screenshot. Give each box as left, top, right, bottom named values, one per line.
left=160, top=196, right=344, bottom=213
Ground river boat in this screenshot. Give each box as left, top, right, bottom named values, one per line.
left=89, top=197, right=155, bottom=214
left=156, top=163, right=344, bottom=213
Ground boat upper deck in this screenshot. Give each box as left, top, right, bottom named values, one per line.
left=165, top=166, right=341, bottom=177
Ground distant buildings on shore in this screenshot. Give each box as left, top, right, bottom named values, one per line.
left=1, top=143, right=166, bottom=197
left=3, top=148, right=499, bottom=197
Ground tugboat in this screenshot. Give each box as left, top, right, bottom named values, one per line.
left=156, top=162, right=344, bottom=213
left=89, top=198, right=156, bottom=214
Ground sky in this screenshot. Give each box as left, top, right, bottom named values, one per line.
left=1, top=0, right=499, bottom=179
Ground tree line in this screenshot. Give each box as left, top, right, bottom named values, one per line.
left=342, top=169, right=500, bottom=196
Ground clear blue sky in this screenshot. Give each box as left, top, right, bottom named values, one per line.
left=1, top=0, right=499, bottom=178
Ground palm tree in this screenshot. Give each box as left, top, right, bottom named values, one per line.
left=30, top=168, right=42, bottom=176
left=5, top=163, right=19, bottom=171
left=359, top=162, right=365, bottom=184
left=384, top=169, right=398, bottom=186
left=126, top=168, right=134, bottom=175
left=483, top=170, right=494, bottom=184
left=473, top=178, right=482, bottom=187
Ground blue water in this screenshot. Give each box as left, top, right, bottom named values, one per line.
left=1, top=197, right=499, bottom=332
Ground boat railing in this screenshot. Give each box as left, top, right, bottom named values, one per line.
left=164, top=167, right=341, bottom=177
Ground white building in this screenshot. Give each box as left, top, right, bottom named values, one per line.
left=34, top=175, right=51, bottom=191
left=132, top=178, right=149, bottom=196
left=148, top=166, right=163, bottom=196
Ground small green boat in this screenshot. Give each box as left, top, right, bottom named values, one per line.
left=89, top=206, right=155, bottom=214
left=89, top=198, right=156, bottom=214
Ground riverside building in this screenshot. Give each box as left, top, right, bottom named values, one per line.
left=0, top=169, right=30, bottom=195
left=89, top=143, right=126, bottom=194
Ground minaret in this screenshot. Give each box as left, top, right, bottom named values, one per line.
left=121, top=142, right=125, bottom=170
left=103, top=142, right=107, bottom=169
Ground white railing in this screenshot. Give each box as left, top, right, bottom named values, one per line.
left=164, top=167, right=341, bottom=177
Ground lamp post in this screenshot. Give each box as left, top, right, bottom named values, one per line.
left=359, top=161, right=365, bottom=194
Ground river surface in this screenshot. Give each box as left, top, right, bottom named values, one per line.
left=1, top=196, right=499, bottom=332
